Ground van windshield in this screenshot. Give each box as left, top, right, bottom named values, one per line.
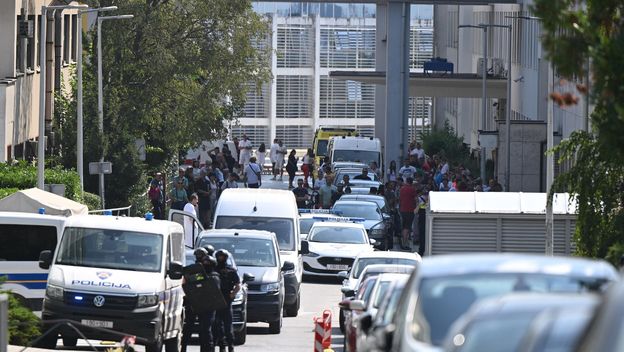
left=197, top=237, right=277, bottom=267
left=56, top=227, right=163, bottom=272
left=333, top=150, right=380, bottom=166
left=215, top=216, right=296, bottom=251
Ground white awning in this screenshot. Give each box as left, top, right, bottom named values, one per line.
left=429, top=192, right=577, bottom=214
left=0, top=188, right=88, bottom=216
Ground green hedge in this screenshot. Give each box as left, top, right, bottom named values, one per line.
left=0, top=187, right=18, bottom=199
left=0, top=278, right=41, bottom=345
left=0, top=162, right=81, bottom=201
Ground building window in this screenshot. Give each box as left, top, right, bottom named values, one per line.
left=320, top=76, right=375, bottom=119
left=241, top=81, right=270, bottom=119
left=63, top=14, right=70, bottom=64
left=16, top=14, right=36, bottom=72
left=16, top=15, right=23, bottom=73
left=71, top=14, right=77, bottom=61
left=276, top=75, right=313, bottom=119
left=231, top=126, right=269, bottom=147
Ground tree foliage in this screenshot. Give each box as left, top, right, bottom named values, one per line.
left=420, top=121, right=478, bottom=175
left=533, top=0, right=624, bottom=258
left=0, top=278, right=41, bottom=346
left=55, top=0, right=271, bottom=207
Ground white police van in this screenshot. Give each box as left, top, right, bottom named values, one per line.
left=38, top=214, right=186, bottom=352
left=0, top=211, right=66, bottom=310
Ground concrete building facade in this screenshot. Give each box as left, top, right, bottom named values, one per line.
left=433, top=1, right=590, bottom=192
left=0, top=0, right=79, bottom=162
left=234, top=2, right=434, bottom=149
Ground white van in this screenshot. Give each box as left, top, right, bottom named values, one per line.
left=213, top=188, right=302, bottom=317
left=0, top=212, right=67, bottom=310
left=328, top=136, right=382, bottom=169
left=38, top=214, right=186, bottom=352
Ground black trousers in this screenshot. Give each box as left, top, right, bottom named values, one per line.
left=215, top=303, right=234, bottom=346
left=181, top=307, right=196, bottom=352
left=198, top=310, right=216, bottom=351
left=418, top=209, right=426, bottom=256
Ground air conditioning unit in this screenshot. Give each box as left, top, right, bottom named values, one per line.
left=491, top=58, right=505, bottom=77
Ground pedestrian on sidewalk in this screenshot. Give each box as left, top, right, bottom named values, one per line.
left=399, top=177, right=417, bottom=250
left=416, top=187, right=429, bottom=256
left=243, top=157, right=262, bottom=189
left=170, top=178, right=189, bottom=211
left=387, top=160, right=398, bottom=183
left=238, top=134, right=252, bottom=172
left=221, top=173, right=239, bottom=191
left=286, top=149, right=298, bottom=189
left=276, top=140, right=287, bottom=181
left=270, top=138, right=279, bottom=180
left=256, top=143, right=266, bottom=175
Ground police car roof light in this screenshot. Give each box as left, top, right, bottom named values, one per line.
left=38, top=207, right=45, bottom=214
left=312, top=216, right=365, bottom=223
left=145, top=212, right=154, bottom=221
left=103, top=210, right=113, bottom=216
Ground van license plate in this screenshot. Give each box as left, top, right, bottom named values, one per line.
left=327, top=264, right=349, bottom=271
left=81, top=320, right=113, bottom=328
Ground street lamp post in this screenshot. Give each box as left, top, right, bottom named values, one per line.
left=458, top=24, right=488, bottom=186
left=37, top=4, right=88, bottom=190
left=96, top=14, right=133, bottom=209
left=76, top=6, right=118, bottom=194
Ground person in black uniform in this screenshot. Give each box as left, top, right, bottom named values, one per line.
left=182, top=248, right=221, bottom=352
left=214, top=250, right=241, bottom=352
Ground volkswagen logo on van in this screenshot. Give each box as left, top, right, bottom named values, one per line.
left=93, top=295, right=106, bottom=307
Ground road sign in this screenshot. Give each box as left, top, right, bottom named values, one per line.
left=89, top=162, right=113, bottom=175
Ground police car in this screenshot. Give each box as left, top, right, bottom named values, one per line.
left=298, top=209, right=341, bottom=240
left=301, top=219, right=375, bottom=277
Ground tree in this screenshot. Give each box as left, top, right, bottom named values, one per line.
left=533, top=0, right=624, bottom=259
left=56, top=0, right=271, bottom=207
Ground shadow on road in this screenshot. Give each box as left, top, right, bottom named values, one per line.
left=302, top=275, right=343, bottom=285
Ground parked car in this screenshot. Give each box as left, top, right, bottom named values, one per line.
left=575, top=278, right=624, bottom=352
left=196, top=229, right=288, bottom=334
left=517, top=298, right=598, bottom=352
left=339, top=194, right=389, bottom=213
left=302, top=221, right=375, bottom=277
left=332, top=200, right=391, bottom=249
left=338, top=251, right=421, bottom=332
left=183, top=248, right=250, bottom=345
left=444, top=293, right=599, bottom=352
left=357, top=276, right=409, bottom=352
left=340, top=276, right=379, bottom=352
left=387, top=253, right=618, bottom=352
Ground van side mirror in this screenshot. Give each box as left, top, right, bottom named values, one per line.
left=281, top=261, right=295, bottom=272
left=39, top=250, right=52, bottom=269
left=168, top=261, right=184, bottom=280
left=243, top=273, right=255, bottom=283
left=337, top=271, right=349, bottom=280
left=300, top=240, right=310, bottom=255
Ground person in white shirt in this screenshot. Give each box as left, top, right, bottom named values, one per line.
left=275, top=140, right=287, bottom=180
left=410, top=142, right=425, bottom=161
left=256, top=143, right=266, bottom=175
left=440, top=157, right=450, bottom=175
left=398, top=159, right=417, bottom=183
left=183, top=193, right=199, bottom=248
left=244, top=156, right=262, bottom=188
left=238, top=134, right=253, bottom=172
left=269, top=138, right=279, bottom=180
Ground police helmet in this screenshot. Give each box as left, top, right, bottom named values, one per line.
left=215, top=249, right=230, bottom=262
left=203, top=255, right=217, bottom=267
left=203, top=244, right=215, bottom=256
left=194, top=247, right=208, bottom=260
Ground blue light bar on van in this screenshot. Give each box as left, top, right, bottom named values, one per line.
left=74, top=295, right=83, bottom=301
left=312, top=216, right=365, bottom=223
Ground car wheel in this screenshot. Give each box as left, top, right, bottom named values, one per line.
left=339, top=309, right=345, bottom=333
left=145, top=333, right=163, bottom=352
left=164, top=332, right=181, bottom=352
left=34, top=330, right=57, bottom=349
left=234, top=323, right=247, bottom=345
left=268, top=315, right=282, bottom=334
left=284, top=294, right=300, bottom=317
left=62, top=336, right=78, bottom=347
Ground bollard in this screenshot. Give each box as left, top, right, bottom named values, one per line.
left=322, top=310, right=332, bottom=349
left=0, top=294, right=8, bottom=352
left=314, top=317, right=325, bottom=352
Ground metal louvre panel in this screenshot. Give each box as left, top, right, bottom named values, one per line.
left=553, top=220, right=567, bottom=255
left=501, top=219, right=545, bottom=253
left=276, top=75, right=313, bottom=119
left=242, top=81, right=270, bottom=119
left=409, top=25, right=434, bottom=69
left=319, top=76, right=375, bottom=119
left=431, top=218, right=498, bottom=255
left=275, top=125, right=313, bottom=148
left=277, top=24, right=314, bottom=68
left=231, top=126, right=269, bottom=147
left=320, top=26, right=376, bottom=69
